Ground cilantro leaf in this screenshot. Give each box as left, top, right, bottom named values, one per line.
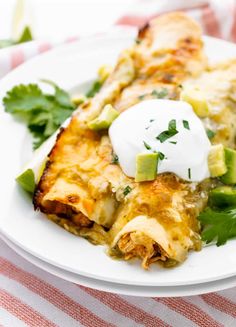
left=28, top=124, right=48, bottom=149
left=198, top=207, right=236, bottom=246
left=4, top=84, right=50, bottom=115
left=3, top=81, right=76, bottom=149
left=156, top=119, right=178, bottom=143
left=168, top=119, right=176, bottom=130
left=143, top=141, right=151, bottom=150
left=156, top=129, right=178, bottom=143
left=41, top=80, right=73, bottom=108
left=158, top=152, right=165, bottom=160
left=183, top=120, right=190, bottom=130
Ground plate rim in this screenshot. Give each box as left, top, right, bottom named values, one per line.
left=2, top=233, right=236, bottom=297
left=1, top=32, right=236, bottom=288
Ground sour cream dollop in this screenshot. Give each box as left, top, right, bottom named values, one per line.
left=109, top=99, right=211, bottom=182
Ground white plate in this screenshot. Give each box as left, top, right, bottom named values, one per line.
left=2, top=232, right=236, bottom=297
left=1, top=31, right=236, bottom=288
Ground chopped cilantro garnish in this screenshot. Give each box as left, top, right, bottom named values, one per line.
left=168, top=119, right=176, bottom=130
left=156, top=129, right=178, bottom=143
left=156, top=131, right=174, bottom=143
left=138, top=88, right=168, bottom=101
left=188, top=168, right=191, bottom=179
left=169, top=141, right=177, bottom=144
left=145, top=119, right=155, bottom=130
left=138, top=94, right=146, bottom=100
left=183, top=120, right=190, bottom=130
left=156, top=119, right=178, bottom=143
left=143, top=141, right=151, bottom=150
left=151, top=88, right=168, bottom=99
left=206, top=129, right=216, bottom=139
left=198, top=207, right=236, bottom=246
left=158, top=152, right=165, bottom=160
left=123, top=186, right=132, bottom=196
left=111, top=153, right=119, bottom=164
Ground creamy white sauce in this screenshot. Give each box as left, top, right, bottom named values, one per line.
left=109, top=99, right=211, bottom=182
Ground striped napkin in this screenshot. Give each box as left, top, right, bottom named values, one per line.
left=1, top=0, right=236, bottom=79
left=1, top=1, right=236, bottom=326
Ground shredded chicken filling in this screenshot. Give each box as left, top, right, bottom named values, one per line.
left=118, top=231, right=168, bottom=269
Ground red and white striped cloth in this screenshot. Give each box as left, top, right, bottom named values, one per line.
left=1, top=1, right=236, bottom=326
left=1, top=0, right=236, bottom=79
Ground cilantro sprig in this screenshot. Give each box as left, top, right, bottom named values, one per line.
left=3, top=81, right=76, bottom=149
left=198, top=207, right=236, bottom=246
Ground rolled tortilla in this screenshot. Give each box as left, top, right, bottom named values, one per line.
left=33, top=12, right=207, bottom=248
left=111, top=215, right=198, bottom=268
